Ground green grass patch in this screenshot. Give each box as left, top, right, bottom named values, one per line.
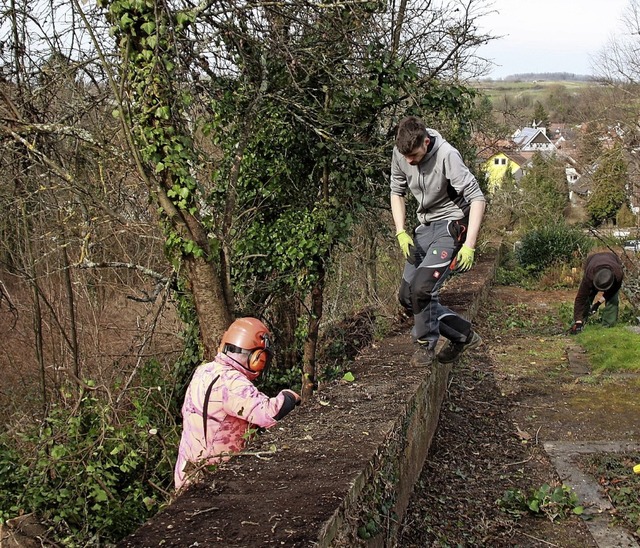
left=576, top=325, right=640, bottom=373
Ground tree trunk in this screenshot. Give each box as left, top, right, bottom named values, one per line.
left=365, top=232, right=378, bottom=300
left=301, top=266, right=324, bottom=400
left=391, top=0, right=408, bottom=56
left=184, top=256, right=232, bottom=359
left=62, top=241, right=80, bottom=382
left=22, top=208, right=47, bottom=416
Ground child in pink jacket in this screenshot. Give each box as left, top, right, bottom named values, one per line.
left=174, top=317, right=301, bottom=491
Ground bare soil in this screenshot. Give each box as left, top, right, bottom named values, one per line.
left=398, top=286, right=602, bottom=548
left=120, top=256, right=640, bottom=547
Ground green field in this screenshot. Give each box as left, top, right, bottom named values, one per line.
left=474, top=78, right=597, bottom=102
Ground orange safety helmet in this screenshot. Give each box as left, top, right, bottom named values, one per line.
left=218, top=317, right=273, bottom=372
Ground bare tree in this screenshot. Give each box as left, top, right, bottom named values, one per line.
left=593, top=0, right=640, bottom=82
left=587, top=0, right=640, bottom=238
left=0, top=0, right=180, bottom=418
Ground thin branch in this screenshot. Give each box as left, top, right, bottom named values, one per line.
left=78, top=259, right=171, bottom=283
left=115, top=277, right=173, bottom=406
left=519, top=532, right=559, bottom=547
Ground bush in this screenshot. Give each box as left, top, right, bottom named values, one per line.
left=495, top=251, right=537, bottom=287
left=498, top=483, right=584, bottom=522
left=537, top=262, right=581, bottom=289
left=0, top=361, right=180, bottom=546
left=516, top=225, right=593, bottom=275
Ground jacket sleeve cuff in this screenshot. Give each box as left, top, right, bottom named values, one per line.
left=273, top=392, right=297, bottom=421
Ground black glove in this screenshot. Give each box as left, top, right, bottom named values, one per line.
left=569, top=321, right=583, bottom=335
left=282, top=389, right=301, bottom=406
left=273, top=390, right=301, bottom=420
left=589, top=300, right=603, bottom=315
left=406, top=245, right=416, bottom=265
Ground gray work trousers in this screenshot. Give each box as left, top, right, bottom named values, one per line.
left=398, top=219, right=472, bottom=348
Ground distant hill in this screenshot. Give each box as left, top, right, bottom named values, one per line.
left=486, top=72, right=594, bottom=83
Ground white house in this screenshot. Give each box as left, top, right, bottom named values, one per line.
left=511, top=127, right=556, bottom=152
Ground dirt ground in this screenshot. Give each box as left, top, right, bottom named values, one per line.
left=398, top=284, right=640, bottom=547
left=398, top=285, right=612, bottom=548
left=120, top=254, right=640, bottom=547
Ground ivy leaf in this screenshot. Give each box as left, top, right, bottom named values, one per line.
left=51, top=445, right=66, bottom=459
left=141, top=21, right=155, bottom=35
left=94, top=489, right=108, bottom=502
left=175, top=11, right=193, bottom=27
left=119, top=13, right=134, bottom=29
left=156, top=106, right=170, bottom=119
left=143, top=497, right=156, bottom=511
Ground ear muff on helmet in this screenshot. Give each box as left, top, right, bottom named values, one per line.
left=247, top=337, right=272, bottom=372
left=219, top=317, right=273, bottom=373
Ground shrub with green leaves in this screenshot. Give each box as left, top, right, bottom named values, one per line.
left=495, top=250, right=537, bottom=287
left=516, top=224, right=593, bottom=275
left=0, top=362, right=180, bottom=545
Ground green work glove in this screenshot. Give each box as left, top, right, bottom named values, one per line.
left=456, top=244, right=475, bottom=272
left=396, top=230, right=414, bottom=260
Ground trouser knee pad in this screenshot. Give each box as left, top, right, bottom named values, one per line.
left=411, top=268, right=438, bottom=313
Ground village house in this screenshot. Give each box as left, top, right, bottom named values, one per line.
left=480, top=122, right=555, bottom=191
left=480, top=122, right=584, bottom=193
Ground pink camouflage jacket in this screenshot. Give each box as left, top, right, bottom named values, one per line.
left=174, top=353, right=292, bottom=490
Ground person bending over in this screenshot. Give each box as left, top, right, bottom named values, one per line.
left=570, top=251, right=624, bottom=333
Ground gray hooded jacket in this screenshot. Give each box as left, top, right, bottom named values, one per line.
left=390, top=129, right=485, bottom=224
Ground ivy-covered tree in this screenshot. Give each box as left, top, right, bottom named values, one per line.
left=91, top=0, right=490, bottom=398
left=516, top=153, right=568, bottom=229
left=587, top=143, right=628, bottom=225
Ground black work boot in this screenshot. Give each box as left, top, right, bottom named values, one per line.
left=410, top=343, right=436, bottom=366
left=437, top=331, right=482, bottom=364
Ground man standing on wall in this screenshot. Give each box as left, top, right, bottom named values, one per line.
left=390, top=116, right=486, bottom=366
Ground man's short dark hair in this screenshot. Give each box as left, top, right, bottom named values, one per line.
left=396, top=116, right=428, bottom=155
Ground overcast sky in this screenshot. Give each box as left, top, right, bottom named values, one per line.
left=476, top=0, right=630, bottom=79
